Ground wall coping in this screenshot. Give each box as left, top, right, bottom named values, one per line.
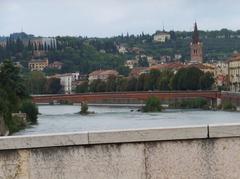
left=0, top=124, right=240, bottom=150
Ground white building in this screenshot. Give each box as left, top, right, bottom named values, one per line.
left=125, top=60, right=138, bottom=69
left=50, top=72, right=80, bottom=94
left=153, top=31, right=171, bottom=43
left=117, top=45, right=127, bottom=54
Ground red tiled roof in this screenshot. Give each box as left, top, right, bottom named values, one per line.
left=150, top=63, right=185, bottom=71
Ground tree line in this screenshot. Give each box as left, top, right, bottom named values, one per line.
left=23, top=71, right=63, bottom=94
left=76, top=67, right=215, bottom=93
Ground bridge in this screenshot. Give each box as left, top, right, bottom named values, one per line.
left=32, top=91, right=221, bottom=104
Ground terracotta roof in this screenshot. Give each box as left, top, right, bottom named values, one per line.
left=89, top=70, right=119, bottom=76
left=187, top=63, right=214, bottom=70
left=150, top=63, right=185, bottom=71
left=228, top=53, right=240, bottom=62
left=130, top=67, right=148, bottom=77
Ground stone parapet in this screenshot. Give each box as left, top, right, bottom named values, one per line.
left=2, top=124, right=240, bottom=150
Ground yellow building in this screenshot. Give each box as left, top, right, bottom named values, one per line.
left=228, top=54, right=240, bottom=92
left=28, top=58, right=49, bottom=71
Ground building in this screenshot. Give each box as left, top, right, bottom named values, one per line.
left=214, top=61, right=228, bottom=87
left=190, top=22, right=203, bottom=63
left=48, top=61, right=63, bottom=70
left=88, top=70, right=119, bottom=82
left=30, top=37, right=57, bottom=50
left=228, top=54, right=240, bottom=92
left=49, top=72, right=80, bottom=94
left=125, top=60, right=138, bottom=69
left=117, top=45, right=127, bottom=54
left=129, top=67, right=149, bottom=78
left=153, top=31, right=171, bottom=43
left=28, top=58, right=49, bottom=71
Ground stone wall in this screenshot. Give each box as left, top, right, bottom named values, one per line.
left=0, top=124, right=240, bottom=178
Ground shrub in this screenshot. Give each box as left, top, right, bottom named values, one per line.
left=222, top=101, right=237, bottom=111
left=80, top=102, right=89, bottom=114
left=143, top=96, right=163, bottom=112
left=174, top=98, right=208, bottom=109
left=20, top=101, right=39, bottom=123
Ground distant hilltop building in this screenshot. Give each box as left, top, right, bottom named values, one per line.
left=190, top=22, right=203, bottom=63
left=30, top=37, right=57, bottom=51
left=153, top=31, right=171, bottom=43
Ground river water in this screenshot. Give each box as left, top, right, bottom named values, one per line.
left=14, top=105, right=240, bottom=136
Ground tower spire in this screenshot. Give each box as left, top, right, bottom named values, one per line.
left=192, top=22, right=200, bottom=44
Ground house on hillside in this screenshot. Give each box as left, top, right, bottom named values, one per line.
left=153, top=31, right=171, bottom=43
left=28, top=58, right=49, bottom=71
left=48, top=61, right=64, bottom=70
left=88, top=70, right=119, bottom=82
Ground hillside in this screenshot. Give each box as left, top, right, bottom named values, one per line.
left=0, top=29, right=240, bottom=75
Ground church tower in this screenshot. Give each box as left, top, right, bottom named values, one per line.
left=190, top=22, right=203, bottom=63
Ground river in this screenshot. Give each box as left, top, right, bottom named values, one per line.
left=14, top=105, right=240, bottom=135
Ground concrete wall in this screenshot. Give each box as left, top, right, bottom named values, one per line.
left=1, top=124, right=240, bottom=178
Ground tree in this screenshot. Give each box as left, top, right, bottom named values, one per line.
left=75, top=81, right=89, bottom=93
left=158, top=70, right=174, bottom=91
left=24, top=71, right=47, bottom=94
left=136, top=74, right=145, bottom=91
left=200, top=72, right=215, bottom=90
left=106, top=75, right=116, bottom=92
left=0, top=60, right=38, bottom=133
left=127, top=77, right=137, bottom=91
left=149, top=69, right=161, bottom=90
left=116, top=77, right=128, bottom=91
left=117, top=66, right=130, bottom=77
left=171, top=67, right=204, bottom=90
left=138, top=56, right=149, bottom=67
left=89, top=79, right=106, bottom=92
left=46, top=78, right=62, bottom=94
left=80, top=102, right=89, bottom=114
left=20, top=100, right=39, bottom=123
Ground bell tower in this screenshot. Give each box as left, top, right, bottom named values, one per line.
left=190, top=22, right=203, bottom=63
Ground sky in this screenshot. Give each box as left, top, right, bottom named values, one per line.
left=1, top=0, right=240, bottom=37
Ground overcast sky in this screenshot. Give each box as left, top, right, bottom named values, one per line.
left=1, top=0, right=240, bottom=37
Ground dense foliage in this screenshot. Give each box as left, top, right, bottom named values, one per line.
left=171, top=67, right=214, bottom=90
left=0, top=60, right=38, bottom=133
left=20, top=100, right=39, bottom=123
left=23, top=71, right=63, bottom=94
left=74, top=68, right=214, bottom=93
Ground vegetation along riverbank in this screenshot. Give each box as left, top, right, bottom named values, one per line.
left=0, top=60, right=38, bottom=135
